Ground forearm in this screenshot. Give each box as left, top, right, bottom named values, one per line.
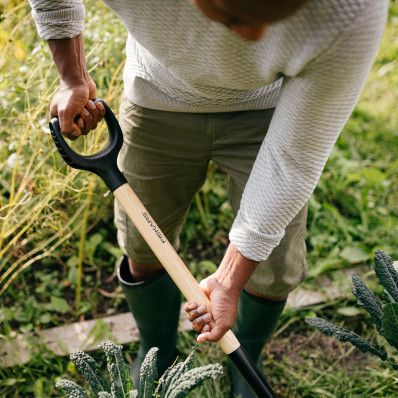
left=48, top=34, right=90, bottom=85
left=215, top=243, right=258, bottom=294
left=29, top=1, right=102, bottom=137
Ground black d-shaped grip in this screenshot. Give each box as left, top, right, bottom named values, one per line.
left=49, top=98, right=127, bottom=192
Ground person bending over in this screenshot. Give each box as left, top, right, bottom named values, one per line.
left=28, top=0, right=387, bottom=396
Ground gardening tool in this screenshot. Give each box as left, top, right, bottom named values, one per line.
left=49, top=98, right=276, bottom=398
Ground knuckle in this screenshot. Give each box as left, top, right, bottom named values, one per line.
left=58, top=108, right=67, bottom=119
left=192, top=323, right=200, bottom=332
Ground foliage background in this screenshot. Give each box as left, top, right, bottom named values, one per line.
left=0, top=0, right=397, bottom=397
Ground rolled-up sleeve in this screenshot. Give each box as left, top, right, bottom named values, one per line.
left=28, top=0, right=85, bottom=39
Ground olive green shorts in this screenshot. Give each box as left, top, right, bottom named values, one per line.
left=114, top=96, right=308, bottom=297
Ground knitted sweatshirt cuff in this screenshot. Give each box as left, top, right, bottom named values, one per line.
left=31, top=5, right=85, bottom=40
left=229, top=211, right=285, bottom=262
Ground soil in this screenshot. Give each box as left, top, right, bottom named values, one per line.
left=267, top=332, right=369, bottom=372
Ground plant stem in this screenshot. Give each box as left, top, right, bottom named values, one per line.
left=195, top=192, right=210, bottom=232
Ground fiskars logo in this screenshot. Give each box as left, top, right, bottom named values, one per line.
left=142, top=212, right=166, bottom=243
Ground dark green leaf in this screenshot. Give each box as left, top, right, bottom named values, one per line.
left=70, top=350, right=109, bottom=395
left=139, top=347, right=158, bottom=398
left=351, top=274, right=383, bottom=331
left=166, top=364, right=223, bottom=398
left=376, top=250, right=398, bottom=285
left=306, top=317, right=387, bottom=360
left=382, top=303, right=398, bottom=350
left=55, top=379, right=88, bottom=398
left=156, top=348, right=195, bottom=397
left=100, top=340, right=133, bottom=398
left=374, top=250, right=398, bottom=302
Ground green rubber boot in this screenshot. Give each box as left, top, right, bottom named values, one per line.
left=230, top=289, right=286, bottom=398
left=117, top=256, right=181, bottom=386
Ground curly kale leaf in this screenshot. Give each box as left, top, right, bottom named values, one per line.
left=306, top=317, right=387, bottom=360
left=374, top=250, right=398, bottom=302
left=351, top=274, right=383, bottom=331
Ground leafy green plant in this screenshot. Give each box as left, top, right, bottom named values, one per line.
left=306, top=250, right=398, bottom=368
left=56, top=340, right=223, bottom=398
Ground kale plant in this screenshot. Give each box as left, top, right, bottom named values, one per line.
left=56, top=340, right=223, bottom=398
left=306, top=250, right=398, bottom=369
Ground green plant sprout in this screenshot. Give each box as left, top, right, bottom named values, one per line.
left=56, top=340, right=223, bottom=398
left=306, top=250, right=398, bottom=369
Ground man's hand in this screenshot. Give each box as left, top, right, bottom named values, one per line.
left=50, top=78, right=104, bottom=140
left=185, top=274, right=240, bottom=342
left=184, top=243, right=258, bottom=342
left=48, top=34, right=105, bottom=140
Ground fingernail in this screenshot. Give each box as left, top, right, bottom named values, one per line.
left=87, top=101, right=96, bottom=110
left=197, top=305, right=206, bottom=314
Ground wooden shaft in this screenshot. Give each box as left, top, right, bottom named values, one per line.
left=113, top=183, right=240, bottom=354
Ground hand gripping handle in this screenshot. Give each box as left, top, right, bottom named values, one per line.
left=49, top=98, right=127, bottom=192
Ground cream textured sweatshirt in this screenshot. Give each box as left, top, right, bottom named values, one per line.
left=29, top=0, right=387, bottom=261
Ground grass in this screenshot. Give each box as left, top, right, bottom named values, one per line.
left=1, top=0, right=398, bottom=397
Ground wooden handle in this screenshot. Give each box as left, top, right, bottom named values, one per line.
left=113, top=183, right=240, bottom=354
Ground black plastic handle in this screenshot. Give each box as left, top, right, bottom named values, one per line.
left=49, top=98, right=127, bottom=192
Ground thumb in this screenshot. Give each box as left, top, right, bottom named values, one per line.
left=197, top=323, right=228, bottom=343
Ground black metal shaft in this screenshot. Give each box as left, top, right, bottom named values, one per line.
left=229, top=347, right=276, bottom=398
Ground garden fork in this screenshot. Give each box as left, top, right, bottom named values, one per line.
left=49, top=98, right=276, bottom=398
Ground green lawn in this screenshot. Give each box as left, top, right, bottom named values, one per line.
left=0, top=1, right=397, bottom=397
